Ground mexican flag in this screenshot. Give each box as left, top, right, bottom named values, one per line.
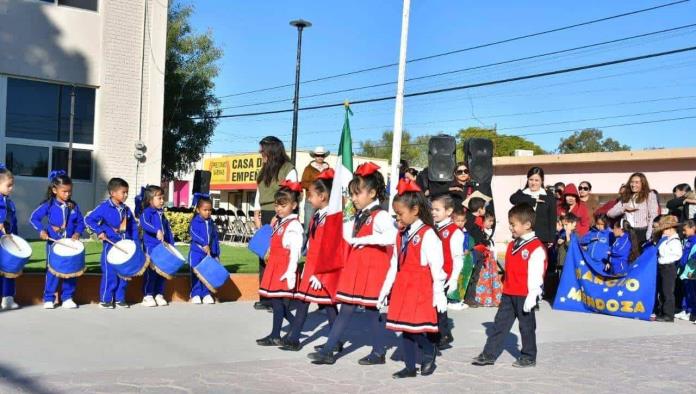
left=314, top=105, right=354, bottom=274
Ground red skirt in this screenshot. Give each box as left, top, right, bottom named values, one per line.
left=258, top=250, right=295, bottom=299
left=386, top=269, right=438, bottom=334
left=294, top=270, right=340, bottom=305
left=335, top=246, right=390, bottom=307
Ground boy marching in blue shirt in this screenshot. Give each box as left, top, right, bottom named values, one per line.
left=85, top=178, right=139, bottom=309
left=30, top=171, right=85, bottom=309
left=0, top=165, right=19, bottom=310
left=140, top=185, right=174, bottom=307
left=189, top=193, right=220, bottom=304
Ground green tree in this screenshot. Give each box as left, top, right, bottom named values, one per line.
left=162, top=1, right=223, bottom=181
left=456, top=127, right=546, bottom=157
left=557, top=128, right=630, bottom=154
left=359, top=130, right=429, bottom=168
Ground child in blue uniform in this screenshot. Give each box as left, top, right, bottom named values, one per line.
left=85, top=178, right=139, bottom=309
left=188, top=193, right=220, bottom=305
left=581, top=215, right=614, bottom=263
left=140, top=185, right=174, bottom=307
left=606, top=219, right=640, bottom=276
left=677, top=220, right=696, bottom=322
left=30, top=171, right=85, bottom=309
left=0, top=164, right=19, bottom=310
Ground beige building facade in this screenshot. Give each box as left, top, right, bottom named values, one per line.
left=0, top=0, right=168, bottom=235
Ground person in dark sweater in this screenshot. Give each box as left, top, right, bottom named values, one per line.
left=509, top=167, right=557, bottom=245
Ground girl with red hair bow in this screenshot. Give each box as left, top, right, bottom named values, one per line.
left=308, top=162, right=397, bottom=366
left=256, top=181, right=304, bottom=346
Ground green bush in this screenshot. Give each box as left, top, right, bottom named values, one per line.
left=166, top=211, right=194, bottom=242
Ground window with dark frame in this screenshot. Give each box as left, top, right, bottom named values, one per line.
left=4, top=145, right=49, bottom=178
left=51, top=148, right=93, bottom=181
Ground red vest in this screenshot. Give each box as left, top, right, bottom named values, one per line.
left=503, top=237, right=547, bottom=296
left=268, top=218, right=298, bottom=265
left=396, top=224, right=431, bottom=271
left=437, top=222, right=459, bottom=278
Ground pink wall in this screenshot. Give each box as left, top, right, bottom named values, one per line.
left=491, top=158, right=696, bottom=245
left=174, top=180, right=190, bottom=207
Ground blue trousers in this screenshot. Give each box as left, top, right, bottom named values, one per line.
left=0, top=277, right=15, bottom=297
left=189, top=252, right=211, bottom=298
left=402, top=332, right=434, bottom=370
left=44, top=244, right=77, bottom=302
left=682, top=279, right=696, bottom=316
left=99, top=243, right=128, bottom=303
left=143, top=268, right=166, bottom=297
left=320, top=304, right=388, bottom=357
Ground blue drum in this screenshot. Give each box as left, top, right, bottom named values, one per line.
left=107, top=239, right=148, bottom=280
left=248, top=224, right=272, bottom=259
left=149, top=243, right=185, bottom=280
left=48, top=239, right=86, bottom=278
left=0, top=234, right=32, bottom=278
left=193, top=255, right=231, bottom=293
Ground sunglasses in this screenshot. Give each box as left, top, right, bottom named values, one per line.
left=455, top=169, right=469, bottom=175
left=578, top=186, right=590, bottom=191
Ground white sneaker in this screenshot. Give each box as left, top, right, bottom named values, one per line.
left=202, top=295, right=215, bottom=304
left=43, top=301, right=55, bottom=309
left=675, top=311, right=690, bottom=321
left=1, top=296, right=19, bottom=310
left=142, top=295, right=157, bottom=307
left=154, top=294, right=168, bottom=306
left=62, top=299, right=78, bottom=309
left=190, top=296, right=202, bottom=304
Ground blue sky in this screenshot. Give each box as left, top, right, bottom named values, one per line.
left=188, top=0, right=696, bottom=155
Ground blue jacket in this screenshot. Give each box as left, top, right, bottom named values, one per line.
left=581, top=228, right=614, bottom=262
left=609, top=233, right=632, bottom=269
left=0, top=194, right=18, bottom=235
left=30, top=199, right=85, bottom=240
left=681, top=235, right=696, bottom=267
left=84, top=199, right=138, bottom=243
left=140, top=206, right=174, bottom=252
left=189, top=214, right=220, bottom=257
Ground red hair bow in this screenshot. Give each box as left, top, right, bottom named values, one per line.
left=354, top=162, right=380, bottom=177
left=316, top=168, right=335, bottom=180
left=279, top=180, right=302, bottom=192
left=396, top=179, right=421, bottom=195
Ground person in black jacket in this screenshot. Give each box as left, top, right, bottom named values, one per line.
left=509, top=167, right=557, bottom=245
left=666, top=183, right=696, bottom=222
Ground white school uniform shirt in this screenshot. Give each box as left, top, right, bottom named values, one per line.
left=276, top=214, right=304, bottom=272
left=380, top=219, right=447, bottom=300
left=252, top=169, right=299, bottom=211
left=658, top=232, right=683, bottom=265
left=517, top=231, right=546, bottom=298
left=436, top=218, right=464, bottom=279
left=342, top=200, right=397, bottom=247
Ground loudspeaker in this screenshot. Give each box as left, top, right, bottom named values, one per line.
left=427, top=135, right=456, bottom=182
left=192, top=170, right=211, bottom=195
left=463, top=138, right=493, bottom=184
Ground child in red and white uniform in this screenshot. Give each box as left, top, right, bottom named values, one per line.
left=280, top=169, right=340, bottom=351
left=379, top=179, right=447, bottom=378
left=430, top=193, right=464, bottom=349
left=256, top=181, right=304, bottom=346
left=473, top=203, right=546, bottom=368
left=308, top=162, right=397, bottom=365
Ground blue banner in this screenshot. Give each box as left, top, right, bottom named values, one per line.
left=553, top=236, right=657, bottom=320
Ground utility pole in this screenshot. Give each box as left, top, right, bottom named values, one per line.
left=289, top=19, right=312, bottom=165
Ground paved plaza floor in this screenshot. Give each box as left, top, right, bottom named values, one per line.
left=1, top=300, right=695, bottom=393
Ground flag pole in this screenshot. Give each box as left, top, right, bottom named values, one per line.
left=388, top=0, right=411, bottom=213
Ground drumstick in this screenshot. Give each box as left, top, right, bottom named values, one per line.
left=104, top=238, right=128, bottom=254
left=48, top=237, right=78, bottom=250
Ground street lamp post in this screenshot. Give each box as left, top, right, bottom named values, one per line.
left=289, top=19, right=311, bottom=166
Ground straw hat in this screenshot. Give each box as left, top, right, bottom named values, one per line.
left=655, top=215, right=679, bottom=232
left=463, top=190, right=492, bottom=208
left=310, top=146, right=330, bottom=158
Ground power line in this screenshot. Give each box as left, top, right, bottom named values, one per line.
left=215, top=0, right=690, bottom=99
left=196, top=45, right=696, bottom=120
left=219, top=23, right=696, bottom=110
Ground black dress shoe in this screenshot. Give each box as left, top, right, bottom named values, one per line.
left=279, top=340, right=302, bottom=351
left=254, top=301, right=271, bottom=311
left=656, top=316, right=675, bottom=322
left=471, top=353, right=496, bottom=366
left=308, top=351, right=336, bottom=365
left=313, top=341, right=344, bottom=353
left=256, top=335, right=282, bottom=346
left=512, top=358, right=536, bottom=368
left=437, top=335, right=453, bottom=350
left=392, top=367, right=418, bottom=379
left=421, top=346, right=437, bottom=376
left=358, top=353, right=386, bottom=365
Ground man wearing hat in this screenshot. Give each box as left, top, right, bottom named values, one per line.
left=655, top=215, right=683, bottom=322
left=301, top=147, right=331, bottom=231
